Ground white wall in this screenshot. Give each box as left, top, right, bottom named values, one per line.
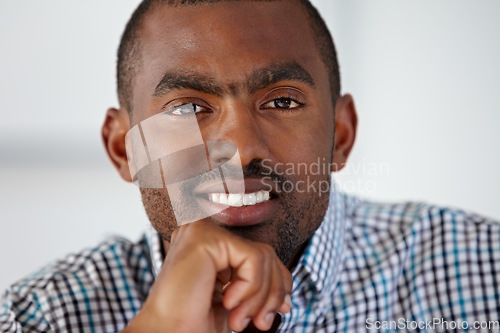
left=1, top=1, right=499, bottom=292
left=0, top=1, right=147, bottom=292
left=311, top=0, right=500, bottom=216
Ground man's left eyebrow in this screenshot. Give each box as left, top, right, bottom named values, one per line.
left=247, top=62, right=315, bottom=94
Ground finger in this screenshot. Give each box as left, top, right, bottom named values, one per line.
left=226, top=275, right=271, bottom=331
left=279, top=262, right=294, bottom=296
left=277, top=262, right=293, bottom=314
left=224, top=255, right=272, bottom=331
left=252, top=262, right=287, bottom=331
left=221, top=243, right=267, bottom=310
left=278, top=293, right=292, bottom=314
left=224, top=245, right=281, bottom=331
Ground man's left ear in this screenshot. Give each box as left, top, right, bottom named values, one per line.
left=331, top=94, right=358, bottom=172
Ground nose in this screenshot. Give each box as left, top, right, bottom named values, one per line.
left=207, top=101, right=270, bottom=168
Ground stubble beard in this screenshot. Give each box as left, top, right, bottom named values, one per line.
left=139, top=161, right=331, bottom=265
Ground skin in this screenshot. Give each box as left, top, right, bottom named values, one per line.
left=102, top=1, right=357, bottom=332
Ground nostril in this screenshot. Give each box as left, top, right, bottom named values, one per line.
left=213, top=157, right=230, bottom=168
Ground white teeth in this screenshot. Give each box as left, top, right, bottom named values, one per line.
left=256, top=191, right=264, bottom=203
left=208, top=190, right=271, bottom=207
left=263, top=191, right=270, bottom=201
left=227, top=193, right=243, bottom=207
left=209, top=193, right=220, bottom=203
left=243, top=193, right=256, bottom=206
left=219, top=193, right=228, bottom=205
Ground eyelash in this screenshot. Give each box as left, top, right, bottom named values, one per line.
left=260, top=95, right=305, bottom=111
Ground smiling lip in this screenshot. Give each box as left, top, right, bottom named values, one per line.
left=195, top=178, right=279, bottom=227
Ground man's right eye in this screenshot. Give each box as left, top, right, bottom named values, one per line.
left=166, top=103, right=210, bottom=116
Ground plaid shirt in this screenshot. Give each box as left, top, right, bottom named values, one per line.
left=2, top=183, right=500, bottom=332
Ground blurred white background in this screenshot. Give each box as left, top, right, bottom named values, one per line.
left=1, top=1, right=499, bottom=291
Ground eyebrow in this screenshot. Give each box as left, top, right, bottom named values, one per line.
left=154, top=73, right=225, bottom=98
left=153, top=61, right=315, bottom=98
left=247, top=62, right=315, bottom=94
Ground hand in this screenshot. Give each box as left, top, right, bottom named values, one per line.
left=122, top=221, right=293, bottom=333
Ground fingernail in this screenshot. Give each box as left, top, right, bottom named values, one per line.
left=265, top=313, right=275, bottom=325
left=242, top=318, right=251, bottom=328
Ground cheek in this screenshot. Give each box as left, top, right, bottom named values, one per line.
left=140, top=188, right=178, bottom=239
left=264, top=114, right=334, bottom=168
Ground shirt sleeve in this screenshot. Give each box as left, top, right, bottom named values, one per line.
left=0, top=288, right=51, bottom=333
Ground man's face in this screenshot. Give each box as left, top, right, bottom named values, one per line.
left=130, top=1, right=335, bottom=264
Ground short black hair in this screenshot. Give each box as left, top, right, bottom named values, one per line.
left=116, top=0, right=341, bottom=113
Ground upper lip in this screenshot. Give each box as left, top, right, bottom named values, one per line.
left=194, top=177, right=277, bottom=196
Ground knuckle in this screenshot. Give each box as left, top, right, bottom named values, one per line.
left=268, top=286, right=286, bottom=306
left=247, top=293, right=269, bottom=316
left=246, top=274, right=263, bottom=293
left=251, top=250, right=266, bottom=265
left=260, top=243, right=275, bottom=255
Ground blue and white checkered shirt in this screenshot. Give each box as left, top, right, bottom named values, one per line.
left=2, top=183, right=500, bottom=332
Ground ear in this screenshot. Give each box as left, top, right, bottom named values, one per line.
left=101, top=107, right=133, bottom=182
left=331, top=94, right=358, bottom=172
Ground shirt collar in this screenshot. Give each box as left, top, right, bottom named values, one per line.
left=291, top=177, right=346, bottom=296
left=146, top=175, right=347, bottom=297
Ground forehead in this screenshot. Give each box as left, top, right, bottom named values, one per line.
left=132, top=1, right=325, bottom=108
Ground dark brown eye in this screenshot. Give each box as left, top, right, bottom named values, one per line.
left=274, top=98, right=292, bottom=109
left=262, top=97, right=302, bottom=110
